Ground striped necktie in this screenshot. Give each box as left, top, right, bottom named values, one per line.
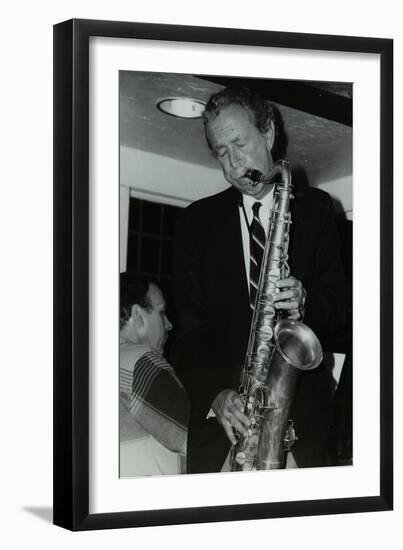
left=249, top=202, right=266, bottom=309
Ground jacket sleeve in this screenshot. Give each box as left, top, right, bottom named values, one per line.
left=172, top=207, right=227, bottom=417
left=301, top=192, right=350, bottom=350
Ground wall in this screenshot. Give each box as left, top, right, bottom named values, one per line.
left=319, top=175, right=353, bottom=219
left=0, top=1, right=400, bottom=549
left=120, top=185, right=130, bottom=272
left=120, top=145, right=228, bottom=206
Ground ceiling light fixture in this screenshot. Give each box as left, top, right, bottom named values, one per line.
left=157, top=97, right=206, bottom=119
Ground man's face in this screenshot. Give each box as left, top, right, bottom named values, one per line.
left=206, top=104, right=274, bottom=199
left=142, top=283, right=173, bottom=354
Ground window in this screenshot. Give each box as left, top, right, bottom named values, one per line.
left=126, top=197, right=183, bottom=341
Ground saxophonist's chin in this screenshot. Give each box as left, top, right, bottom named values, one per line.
left=244, top=181, right=268, bottom=199
left=228, top=172, right=266, bottom=198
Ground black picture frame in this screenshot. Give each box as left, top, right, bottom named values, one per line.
left=53, top=18, right=393, bottom=531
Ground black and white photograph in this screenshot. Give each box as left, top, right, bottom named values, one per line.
left=118, top=71, right=353, bottom=478
left=51, top=16, right=393, bottom=533
left=1, top=0, right=400, bottom=545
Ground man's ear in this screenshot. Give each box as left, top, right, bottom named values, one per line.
left=264, top=120, right=275, bottom=152
left=131, top=304, right=145, bottom=327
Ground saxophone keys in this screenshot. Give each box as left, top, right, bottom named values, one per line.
left=234, top=452, right=247, bottom=466
left=257, top=324, right=274, bottom=341
left=283, top=419, right=298, bottom=451
left=246, top=395, right=255, bottom=410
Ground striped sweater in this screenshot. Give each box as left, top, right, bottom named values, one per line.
left=120, top=343, right=189, bottom=456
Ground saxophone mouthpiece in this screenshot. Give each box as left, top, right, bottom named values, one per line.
left=244, top=161, right=291, bottom=187
left=244, top=168, right=263, bottom=185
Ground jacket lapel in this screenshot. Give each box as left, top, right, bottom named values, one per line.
left=220, top=189, right=251, bottom=321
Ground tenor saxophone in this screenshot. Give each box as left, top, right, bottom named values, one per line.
left=231, top=160, right=323, bottom=471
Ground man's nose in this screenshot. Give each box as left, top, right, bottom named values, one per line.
left=165, top=317, right=173, bottom=331
left=228, top=147, right=244, bottom=169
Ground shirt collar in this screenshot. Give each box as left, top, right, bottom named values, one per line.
left=242, top=185, right=275, bottom=224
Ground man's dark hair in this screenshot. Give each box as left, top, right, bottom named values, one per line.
left=203, top=86, right=275, bottom=135
left=202, top=85, right=286, bottom=160
left=120, top=273, right=155, bottom=330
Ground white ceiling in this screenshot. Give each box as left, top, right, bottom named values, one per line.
left=120, top=71, right=352, bottom=188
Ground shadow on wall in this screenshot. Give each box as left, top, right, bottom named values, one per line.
left=22, top=506, right=53, bottom=524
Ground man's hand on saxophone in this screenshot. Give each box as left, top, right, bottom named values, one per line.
left=211, top=275, right=307, bottom=447
left=211, top=389, right=250, bottom=446
left=273, top=275, right=307, bottom=320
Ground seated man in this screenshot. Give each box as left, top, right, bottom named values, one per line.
left=119, top=274, right=189, bottom=477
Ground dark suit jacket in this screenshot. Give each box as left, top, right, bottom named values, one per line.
left=172, top=184, right=348, bottom=473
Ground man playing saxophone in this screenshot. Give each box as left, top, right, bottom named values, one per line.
left=173, top=86, right=348, bottom=473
